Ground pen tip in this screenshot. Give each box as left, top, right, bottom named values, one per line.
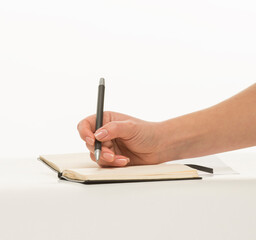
left=99, top=78, right=105, bottom=86
left=95, top=149, right=101, bottom=162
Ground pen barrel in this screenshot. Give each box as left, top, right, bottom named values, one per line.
left=95, top=84, right=105, bottom=150
left=95, top=140, right=101, bottom=150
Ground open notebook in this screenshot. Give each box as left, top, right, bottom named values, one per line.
left=38, top=153, right=213, bottom=184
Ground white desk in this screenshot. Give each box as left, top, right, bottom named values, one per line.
left=0, top=152, right=256, bottom=240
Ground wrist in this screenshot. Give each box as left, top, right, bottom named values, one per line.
left=157, top=111, right=207, bottom=162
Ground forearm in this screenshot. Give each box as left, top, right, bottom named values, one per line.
left=160, top=84, right=256, bottom=160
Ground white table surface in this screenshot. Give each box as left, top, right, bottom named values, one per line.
left=0, top=152, right=256, bottom=240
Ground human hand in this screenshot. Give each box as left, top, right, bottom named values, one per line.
left=77, top=111, right=168, bottom=167
left=78, top=84, right=256, bottom=167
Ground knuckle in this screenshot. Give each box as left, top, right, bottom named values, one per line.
left=110, top=122, right=118, bottom=131
left=104, top=111, right=111, bottom=116
left=77, top=121, right=82, bottom=131
left=103, top=111, right=112, bottom=122
left=126, top=120, right=136, bottom=128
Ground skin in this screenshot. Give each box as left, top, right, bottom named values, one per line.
left=77, top=83, right=256, bottom=167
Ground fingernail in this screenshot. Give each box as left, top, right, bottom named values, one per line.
left=115, top=158, right=129, bottom=166
left=85, top=137, right=94, bottom=145
left=103, top=152, right=115, bottom=162
left=94, top=129, right=108, bottom=140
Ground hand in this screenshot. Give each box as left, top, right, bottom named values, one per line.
left=77, top=111, right=167, bottom=167
left=78, top=84, right=256, bottom=167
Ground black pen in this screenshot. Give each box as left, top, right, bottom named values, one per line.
left=94, top=78, right=105, bottom=162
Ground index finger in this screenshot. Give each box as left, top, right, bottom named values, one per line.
left=77, top=114, right=96, bottom=142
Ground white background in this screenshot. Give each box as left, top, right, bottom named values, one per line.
left=0, top=0, right=255, bottom=158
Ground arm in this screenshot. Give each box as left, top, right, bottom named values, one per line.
left=161, top=83, right=256, bottom=160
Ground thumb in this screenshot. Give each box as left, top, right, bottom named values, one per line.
left=94, top=120, right=136, bottom=142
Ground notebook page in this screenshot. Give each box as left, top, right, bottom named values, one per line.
left=39, top=152, right=97, bottom=172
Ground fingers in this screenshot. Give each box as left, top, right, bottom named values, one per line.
left=77, top=112, right=113, bottom=143
left=86, top=142, right=130, bottom=167
left=90, top=152, right=130, bottom=167
left=85, top=132, right=130, bottom=167
left=86, top=143, right=114, bottom=161
left=77, top=115, right=96, bottom=143
left=77, top=112, right=133, bottom=167
left=94, top=120, right=137, bottom=142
